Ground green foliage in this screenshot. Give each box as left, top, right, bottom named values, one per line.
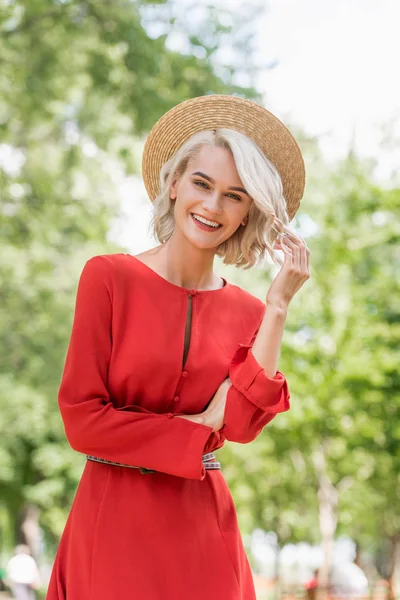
left=1, top=0, right=399, bottom=569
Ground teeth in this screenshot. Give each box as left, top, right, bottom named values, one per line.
left=192, top=214, right=220, bottom=228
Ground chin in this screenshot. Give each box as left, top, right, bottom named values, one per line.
left=186, top=234, right=220, bottom=251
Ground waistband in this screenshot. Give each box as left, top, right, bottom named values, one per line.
left=86, top=452, right=221, bottom=474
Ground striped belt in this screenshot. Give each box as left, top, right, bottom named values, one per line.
left=86, top=452, right=221, bottom=474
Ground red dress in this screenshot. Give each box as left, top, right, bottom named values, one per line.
left=46, top=253, right=290, bottom=600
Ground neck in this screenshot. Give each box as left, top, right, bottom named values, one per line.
left=161, top=232, right=222, bottom=291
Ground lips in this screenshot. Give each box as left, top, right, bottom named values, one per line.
left=190, top=213, right=222, bottom=230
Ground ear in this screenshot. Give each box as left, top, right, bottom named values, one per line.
left=170, top=178, right=178, bottom=200
left=241, top=216, right=248, bottom=227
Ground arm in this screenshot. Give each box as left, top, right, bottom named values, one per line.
left=218, top=227, right=311, bottom=443
left=58, top=256, right=215, bottom=481
left=221, top=337, right=290, bottom=444
left=217, top=307, right=290, bottom=444
left=251, top=301, right=287, bottom=378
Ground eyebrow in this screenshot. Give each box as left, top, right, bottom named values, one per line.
left=191, top=171, right=249, bottom=196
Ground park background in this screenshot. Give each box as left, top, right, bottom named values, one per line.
left=0, top=0, right=399, bottom=598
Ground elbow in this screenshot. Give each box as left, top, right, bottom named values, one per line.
left=58, top=398, right=102, bottom=455
left=225, top=434, right=257, bottom=444
left=62, top=418, right=89, bottom=454
left=223, top=412, right=278, bottom=444
left=223, top=425, right=258, bottom=444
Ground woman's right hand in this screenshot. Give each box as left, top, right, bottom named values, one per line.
left=201, top=377, right=232, bottom=432
left=175, top=377, right=232, bottom=432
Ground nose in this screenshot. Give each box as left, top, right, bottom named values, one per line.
left=201, top=190, right=224, bottom=217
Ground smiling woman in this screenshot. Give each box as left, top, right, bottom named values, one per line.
left=190, top=168, right=245, bottom=230
left=167, top=144, right=254, bottom=257
left=47, top=94, right=308, bottom=600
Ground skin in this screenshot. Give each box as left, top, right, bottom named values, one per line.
left=135, top=145, right=310, bottom=432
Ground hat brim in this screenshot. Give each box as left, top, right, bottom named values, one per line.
left=142, top=95, right=305, bottom=221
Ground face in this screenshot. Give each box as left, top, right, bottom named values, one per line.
left=170, top=145, right=252, bottom=250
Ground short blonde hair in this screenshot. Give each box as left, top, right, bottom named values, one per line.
left=149, top=128, right=293, bottom=269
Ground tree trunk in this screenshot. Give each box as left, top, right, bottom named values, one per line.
left=17, top=504, right=41, bottom=560
left=387, top=535, right=400, bottom=600
left=313, top=444, right=339, bottom=600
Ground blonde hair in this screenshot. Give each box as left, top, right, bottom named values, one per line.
left=149, top=128, right=293, bottom=269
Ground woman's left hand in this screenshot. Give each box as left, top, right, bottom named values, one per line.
left=267, top=231, right=311, bottom=307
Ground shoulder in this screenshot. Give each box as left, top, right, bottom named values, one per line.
left=226, top=281, right=266, bottom=322
left=83, top=253, right=131, bottom=271
left=81, top=253, right=133, bottom=279
left=77, top=253, right=134, bottom=295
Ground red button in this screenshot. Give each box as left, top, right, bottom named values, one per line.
left=173, top=395, right=180, bottom=402
left=182, top=371, right=188, bottom=378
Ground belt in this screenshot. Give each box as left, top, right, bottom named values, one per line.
left=86, top=452, right=221, bottom=474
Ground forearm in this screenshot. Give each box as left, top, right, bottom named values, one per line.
left=60, top=399, right=215, bottom=479
left=250, top=301, right=288, bottom=378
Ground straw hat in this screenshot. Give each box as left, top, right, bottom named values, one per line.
left=142, top=94, right=306, bottom=221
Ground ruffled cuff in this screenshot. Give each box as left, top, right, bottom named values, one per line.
left=228, top=344, right=291, bottom=413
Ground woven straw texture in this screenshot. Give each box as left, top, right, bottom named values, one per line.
left=142, top=95, right=306, bottom=221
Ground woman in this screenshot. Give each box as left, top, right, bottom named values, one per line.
left=46, top=95, right=309, bottom=599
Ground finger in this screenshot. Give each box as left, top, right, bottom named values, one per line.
left=284, top=232, right=303, bottom=247
left=286, top=235, right=308, bottom=274
left=293, top=234, right=310, bottom=272
left=282, top=236, right=298, bottom=252
left=287, top=236, right=308, bottom=273
left=296, top=236, right=310, bottom=275
left=290, top=238, right=301, bottom=271
left=281, top=236, right=295, bottom=268
left=300, top=243, right=308, bottom=273
left=279, top=237, right=291, bottom=258
left=285, top=233, right=310, bottom=272
left=287, top=234, right=306, bottom=271
left=297, top=233, right=310, bottom=253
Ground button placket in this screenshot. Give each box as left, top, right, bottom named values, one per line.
left=170, top=369, right=190, bottom=409
left=170, top=290, right=197, bottom=411
left=169, top=290, right=196, bottom=411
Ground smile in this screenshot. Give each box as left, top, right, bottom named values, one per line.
left=191, top=213, right=222, bottom=229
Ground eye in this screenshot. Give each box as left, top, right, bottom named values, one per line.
left=193, top=180, right=210, bottom=189
left=227, top=193, right=242, bottom=201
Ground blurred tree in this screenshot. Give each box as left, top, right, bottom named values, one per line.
left=2, top=1, right=398, bottom=583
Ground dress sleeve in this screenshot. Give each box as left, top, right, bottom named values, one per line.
left=221, top=317, right=291, bottom=444
left=58, top=256, right=215, bottom=481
